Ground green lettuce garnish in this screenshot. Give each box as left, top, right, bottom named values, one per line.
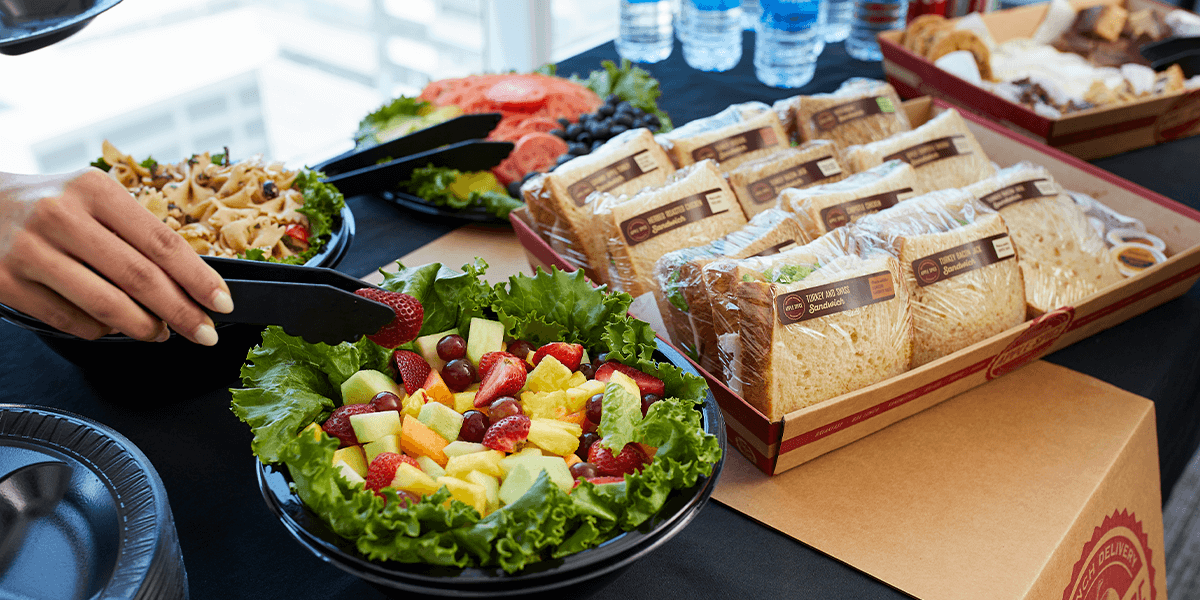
left=567, top=59, right=673, bottom=132
left=402, top=164, right=525, bottom=220
left=355, top=96, right=430, bottom=145
left=664, top=269, right=689, bottom=313
left=597, top=380, right=643, bottom=451
left=231, top=264, right=719, bottom=572
left=767, top=264, right=817, bottom=284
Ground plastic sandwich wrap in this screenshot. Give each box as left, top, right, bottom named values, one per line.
left=789, top=78, right=913, bottom=150
left=520, top=128, right=676, bottom=286
left=592, top=159, right=748, bottom=298
left=726, top=140, right=849, bottom=219
left=854, top=189, right=1026, bottom=368
left=843, top=108, right=996, bottom=195
left=656, top=101, right=790, bottom=173
left=780, top=159, right=919, bottom=241
left=964, top=162, right=1125, bottom=317
left=714, top=230, right=912, bottom=422
left=650, top=208, right=808, bottom=375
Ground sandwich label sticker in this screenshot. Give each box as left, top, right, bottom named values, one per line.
left=620, top=188, right=731, bottom=245
left=567, top=150, right=660, bottom=207
left=691, top=127, right=779, bottom=163
left=812, top=96, right=896, bottom=132
left=775, top=271, right=896, bottom=325
left=883, top=135, right=971, bottom=168
left=819, top=187, right=912, bottom=230
left=747, top=156, right=844, bottom=204
left=753, top=239, right=801, bottom=257
left=912, top=233, right=1015, bottom=287
left=977, top=178, right=1059, bottom=211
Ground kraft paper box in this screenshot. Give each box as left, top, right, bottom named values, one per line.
left=713, top=361, right=1167, bottom=600
left=511, top=97, right=1200, bottom=476
left=879, top=0, right=1200, bottom=160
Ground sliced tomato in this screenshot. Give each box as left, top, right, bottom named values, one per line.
left=484, top=77, right=548, bottom=111
left=511, top=132, right=568, bottom=174
left=285, top=224, right=309, bottom=243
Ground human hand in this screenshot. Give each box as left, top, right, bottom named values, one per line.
left=0, top=168, right=233, bottom=344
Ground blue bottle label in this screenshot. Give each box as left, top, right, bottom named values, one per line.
left=692, top=0, right=741, bottom=10
left=759, top=0, right=819, bottom=30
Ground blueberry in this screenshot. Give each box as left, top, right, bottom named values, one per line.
left=616, top=101, right=634, bottom=114
left=646, top=114, right=661, bottom=127
left=591, top=139, right=604, bottom=151
left=598, top=104, right=614, bottom=117
left=614, top=113, right=634, bottom=127
left=550, top=128, right=566, bottom=139
left=610, top=124, right=629, bottom=136
left=568, top=142, right=589, bottom=156
left=605, top=93, right=621, bottom=105
left=507, top=180, right=522, bottom=197
left=576, top=132, right=593, bottom=146
left=556, top=153, right=573, bottom=166
left=557, top=117, right=571, bottom=127
left=566, top=123, right=584, bottom=139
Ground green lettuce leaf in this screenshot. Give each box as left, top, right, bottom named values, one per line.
left=491, top=267, right=632, bottom=352
left=257, top=169, right=345, bottom=265
left=377, top=258, right=494, bottom=338
left=597, top=379, right=643, bottom=451
left=767, top=264, right=816, bottom=284
left=570, top=58, right=673, bottom=132
left=474, top=189, right=524, bottom=219
left=402, top=165, right=526, bottom=219
left=355, top=96, right=430, bottom=145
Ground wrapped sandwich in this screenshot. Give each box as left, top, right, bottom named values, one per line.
left=521, top=128, right=675, bottom=286
left=791, top=78, right=913, bottom=149
left=855, top=189, right=1026, bottom=367
left=843, top=109, right=995, bottom=195
left=712, top=234, right=912, bottom=421
left=965, top=163, right=1123, bottom=316
left=657, top=102, right=790, bottom=172
left=651, top=209, right=807, bottom=375
left=780, top=159, right=919, bottom=240
left=726, top=141, right=848, bottom=219
left=594, top=160, right=749, bottom=297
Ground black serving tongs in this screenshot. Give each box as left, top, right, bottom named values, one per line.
left=312, top=113, right=515, bottom=198
left=202, top=256, right=394, bottom=346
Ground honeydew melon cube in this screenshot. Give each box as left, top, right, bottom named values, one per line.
left=418, top=402, right=464, bottom=443
left=497, top=460, right=572, bottom=504
left=414, top=328, right=458, bottom=373
left=443, top=441, right=489, bottom=457
left=527, top=418, right=582, bottom=457
left=390, top=462, right=439, bottom=496
left=498, top=463, right=538, bottom=507
left=417, top=455, right=446, bottom=480
left=525, top=356, right=572, bottom=393
left=341, top=369, right=404, bottom=405
left=332, top=446, right=368, bottom=477
left=465, top=318, right=504, bottom=368
left=437, top=476, right=488, bottom=515
left=465, top=470, right=500, bottom=514
left=401, top=389, right=426, bottom=419
left=444, top=450, right=505, bottom=479
left=350, top=411, right=402, bottom=444
left=363, top=435, right=402, bottom=463
left=334, top=461, right=366, bottom=487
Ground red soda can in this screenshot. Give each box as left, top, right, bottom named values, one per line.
left=907, top=0, right=949, bottom=22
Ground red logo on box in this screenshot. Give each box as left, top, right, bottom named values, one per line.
left=986, top=306, right=1074, bottom=380
left=1154, top=89, right=1200, bottom=143
left=1063, top=509, right=1156, bottom=600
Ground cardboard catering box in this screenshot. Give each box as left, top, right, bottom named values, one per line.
left=713, top=361, right=1168, bottom=600
left=879, top=0, right=1200, bottom=160
left=510, top=97, right=1200, bottom=476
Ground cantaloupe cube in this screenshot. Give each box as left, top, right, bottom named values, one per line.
left=437, top=476, right=488, bottom=515
left=401, top=414, right=449, bottom=467
left=391, top=462, right=439, bottom=496
left=564, top=452, right=582, bottom=468
left=422, top=370, right=455, bottom=407
left=444, top=450, right=505, bottom=478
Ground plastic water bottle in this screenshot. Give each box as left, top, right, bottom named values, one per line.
left=845, top=0, right=909, bottom=61
left=617, top=0, right=675, bottom=64
left=681, top=0, right=744, bottom=72
left=741, top=0, right=761, bottom=29
left=754, top=0, right=826, bottom=88
left=824, top=0, right=853, bottom=42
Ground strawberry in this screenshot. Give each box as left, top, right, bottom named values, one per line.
left=392, top=350, right=431, bottom=396
left=593, top=361, right=666, bottom=398
left=481, top=415, right=531, bottom=452
left=531, top=342, right=584, bottom=371
left=354, top=288, right=424, bottom=348
left=477, top=351, right=522, bottom=380
left=473, top=356, right=527, bottom=408
left=322, top=403, right=376, bottom=446
left=364, top=452, right=420, bottom=494
left=588, top=440, right=649, bottom=476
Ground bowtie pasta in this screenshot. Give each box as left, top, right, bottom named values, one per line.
left=100, top=141, right=320, bottom=261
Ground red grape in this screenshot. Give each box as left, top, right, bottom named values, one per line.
left=585, top=393, right=603, bottom=425
left=392, top=490, right=420, bottom=508
left=488, top=397, right=524, bottom=420
left=569, top=462, right=599, bottom=480
left=577, top=362, right=596, bottom=380
left=436, top=334, right=467, bottom=361
left=576, top=432, right=599, bottom=462
left=507, top=339, right=535, bottom=362
left=641, top=393, right=661, bottom=416
left=459, top=410, right=490, bottom=443
left=370, top=391, right=402, bottom=413
left=442, top=359, right=476, bottom=392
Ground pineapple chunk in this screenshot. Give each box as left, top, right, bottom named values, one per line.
left=453, top=391, right=477, bottom=414
left=335, top=461, right=366, bottom=487
left=444, top=441, right=489, bottom=457
left=521, top=390, right=568, bottom=419
left=465, top=470, right=500, bottom=514
left=444, top=450, right=505, bottom=478
left=524, top=355, right=573, bottom=393
left=332, top=446, right=368, bottom=477
left=437, top=476, right=488, bottom=515
left=566, top=371, right=587, bottom=388
left=526, top=418, right=582, bottom=457
left=402, top=389, right=427, bottom=418
left=564, top=380, right=606, bottom=413
left=390, top=463, right=439, bottom=496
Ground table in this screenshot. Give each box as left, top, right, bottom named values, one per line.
left=3, top=32, right=1198, bottom=599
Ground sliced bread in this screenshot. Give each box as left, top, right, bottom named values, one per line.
left=791, top=78, right=913, bottom=149
left=658, top=103, right=791, bottom=172
left=843, top=108, right=995, bottom=195
left=780, top=159, right=919, bottom=240
left=726, top=141, right=849, bottom=219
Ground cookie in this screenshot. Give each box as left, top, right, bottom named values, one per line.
left=926, top=29, right=994, bottom=81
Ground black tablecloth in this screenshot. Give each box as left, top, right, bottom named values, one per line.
left=3, top=32, right=1198, bottom=600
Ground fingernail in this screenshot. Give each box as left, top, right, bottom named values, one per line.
left=154, top=327, right=170, bottom=343
left=193, top=324, right=219, bottom=346
left=212, top=290, right=234, bottom=314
